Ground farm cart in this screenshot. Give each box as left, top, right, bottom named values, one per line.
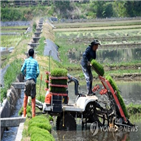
left=36, top=71, right=134, bottom=131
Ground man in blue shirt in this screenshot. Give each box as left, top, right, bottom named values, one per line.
left=21, top=49, right=40, bottom=117
left=81, top=39, right=100, bottom=95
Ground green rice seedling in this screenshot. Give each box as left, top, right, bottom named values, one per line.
left=91, top=59, right=104, bottom=76
left=106, top=75, right=129, bottom=118
left=28, top=115, right=51, bottom=132
left=51, top=68, right=67, bottom=77
left=30, top=127, right=54, bottom=141
left=50, top=87, right=67, bottom=93
left=50, top=79, right=67, bottom=85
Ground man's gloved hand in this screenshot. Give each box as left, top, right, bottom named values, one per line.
left=87, top=61, right=92, bottom=66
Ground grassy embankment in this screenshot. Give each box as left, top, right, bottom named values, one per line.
left=54, top=20, right=141, bottom=79
left=1, top=20, right=60, bottom=140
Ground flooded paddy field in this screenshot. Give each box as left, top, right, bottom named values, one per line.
left=51, top=81, right=141, bottom=141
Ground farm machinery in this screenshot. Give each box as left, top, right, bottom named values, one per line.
left=36, top=69, right=134, bottom=131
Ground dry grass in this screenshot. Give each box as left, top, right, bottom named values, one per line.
left=42, top=23, right=55, bottom=41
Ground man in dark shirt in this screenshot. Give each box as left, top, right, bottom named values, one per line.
left=81, top=39, right=100, bottom=95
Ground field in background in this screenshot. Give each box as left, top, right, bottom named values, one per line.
left=54, top=19, right=141, bottom=78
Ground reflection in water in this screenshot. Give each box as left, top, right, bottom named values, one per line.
left=68, top=82, right=141, bottom=105
left=68, top=48, right=141, bottom=64
left=97, top=48, right=141, bottom=63
left=52, top=122, right=141, bottom=141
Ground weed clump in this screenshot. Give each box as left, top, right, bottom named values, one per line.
left=91, top=59, right=104, bottom=76
left=106, top=75, right=129, bottom=118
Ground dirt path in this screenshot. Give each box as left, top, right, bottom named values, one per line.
left=53, top=25, right=141, bottom=32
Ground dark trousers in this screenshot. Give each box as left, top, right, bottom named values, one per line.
left=82, top=66, right=93, bottom=94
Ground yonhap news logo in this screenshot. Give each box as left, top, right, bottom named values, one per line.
left=90, top=121, right=138, bottom=136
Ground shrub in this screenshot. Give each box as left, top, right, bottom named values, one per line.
left=91, top=59, right=104, bottom=76
left=106, top=75, right=129, bottom=118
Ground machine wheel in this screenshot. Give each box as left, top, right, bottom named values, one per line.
left=57, top=113, right=76, bottom=131
left=85, top=102, right=108, bottom=126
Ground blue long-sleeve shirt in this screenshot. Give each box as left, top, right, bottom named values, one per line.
left=21, top=57, right=40, bottom=83
left=81, top=46, right=96, bottom=68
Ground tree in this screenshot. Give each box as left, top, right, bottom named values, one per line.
left=124, top=1, right=141, bottom=17
left=104, top=3, right=114, bottom=18
left=95, top=1, right=105, bottom=18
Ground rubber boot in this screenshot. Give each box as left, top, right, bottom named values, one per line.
left=32, top=97, right=36, bottom=117
left=23, top=94, right=28, bottom=117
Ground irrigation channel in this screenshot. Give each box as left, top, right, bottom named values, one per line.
left=1, top=90, right=24, bottom=141
left=2, top=82, right=141, bottom=141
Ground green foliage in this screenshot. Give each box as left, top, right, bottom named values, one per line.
left=28, top=115, right=54, bottom=141
left=0, top=88, right=7, bottom=102
left=18, top=105, right=32, bottom=118
left=1, top=59, right=22, bottom=102
left=32, top=22, right=37, bottom=32
left=124, top=1, right=141, bottom=17
left=91, top=59, right=104, bottom=76
left=51, top=68, right=67, bottom=77
left=36, top=37, right=45, bottom=55
left=37, top=95, right=45, bottom=103
left=106, top=75, right=129, bottom=118
left=1, top=8, right=26, bottom=21
left=127, top=103, right=141, bottom=115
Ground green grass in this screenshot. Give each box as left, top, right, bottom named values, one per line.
left=91, top=59, right=104, bottom=76
left=0, top=88, right=7, bottom=102
left=4, top=59, right=22, bottom=88
left=1, top=35, right=22, bottom=47
left=106, top=75, right=129, bottom=118
left=1, top=26, right=28, bottom=30
left=36, top=36, right=45, bottom=55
